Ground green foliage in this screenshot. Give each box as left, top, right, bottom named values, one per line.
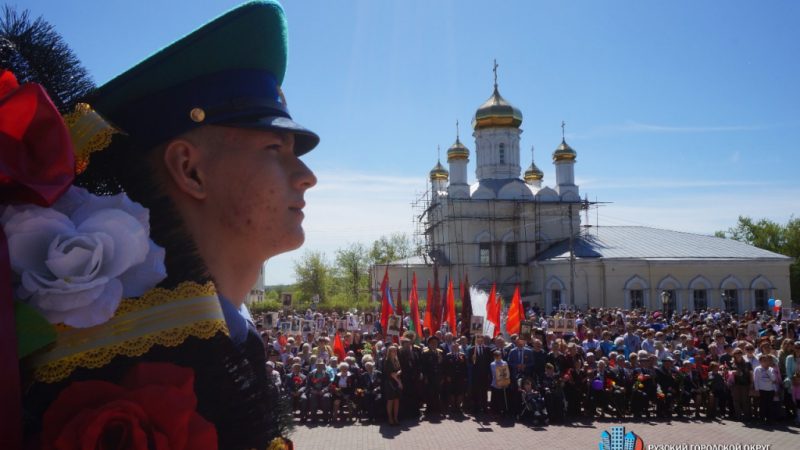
left=369, top=232, right=414, bottom=264
left=292, top=250, right=331, bottom=303
left=719, top=215, right=800, bottom=299
left=334, top=243, right=371, bottom=302
left=284, top=233, right=424, bottom=313
left=248, top=299, right=282, bottom=315
left=1, top=6, right=94, bottom=112
left=317, top=292, right=373, bottom=314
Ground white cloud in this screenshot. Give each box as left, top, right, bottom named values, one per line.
left=568, top=120, right=773, bottom=140
left=577, top=177, right=771, bottom=190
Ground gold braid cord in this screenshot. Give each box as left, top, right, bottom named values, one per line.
left=27, top=281, right=229, bottom=384
left=63, top=103, right=119, bottom=174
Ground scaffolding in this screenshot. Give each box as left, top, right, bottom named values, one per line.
left=409, top=179, right=607, bottom=300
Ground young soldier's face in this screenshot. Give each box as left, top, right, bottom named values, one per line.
left=203, top=127, right=316, bottom=259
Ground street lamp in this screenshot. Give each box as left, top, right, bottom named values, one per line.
left=720, top=292, right=727, bottom=313
left=660, top=290, right=670, bottom=317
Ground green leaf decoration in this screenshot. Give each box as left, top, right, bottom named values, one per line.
left=15, top=301, right=56, bottom=359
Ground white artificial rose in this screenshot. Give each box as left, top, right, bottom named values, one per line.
left=1, top=186, right=166, bottom=328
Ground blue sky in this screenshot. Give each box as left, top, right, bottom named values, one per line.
left=18, top=0, right=800, bottom=285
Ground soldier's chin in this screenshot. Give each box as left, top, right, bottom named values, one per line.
left=282, top=229, right=306, bottom=252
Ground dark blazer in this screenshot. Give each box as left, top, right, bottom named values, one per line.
left=467, top=344, right=493, bottom=385
left=357, top=369, right=383, bottom=393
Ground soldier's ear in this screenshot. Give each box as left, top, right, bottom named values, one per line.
left=162, top=137, right=208, bottom=200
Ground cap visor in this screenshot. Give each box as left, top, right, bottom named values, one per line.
left=229, top=115, right=319, bottom=155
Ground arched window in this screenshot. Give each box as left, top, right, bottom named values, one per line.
left=499, top=143, right=505, bottom=164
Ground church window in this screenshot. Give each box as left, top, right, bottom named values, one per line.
left=505, top=243, right=517, bottom=266
left=551, top=289, right=561, bottom=309
left=723, top=289, right=737, bottom=313
left=499, top=143, right=505, bottom=164
left=693, top=289, right=707, bottom=311
left=662, top=289, right=676, bottom=312
left=754, top=289, right=767, bottom=312
left=630, top=289, right=644, bottom=309
left=479, top=243, right=491, bottom=265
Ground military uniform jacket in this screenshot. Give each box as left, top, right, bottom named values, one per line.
left=421, top=347, right=444, bottom=382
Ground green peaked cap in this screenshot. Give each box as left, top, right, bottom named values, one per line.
left=88, top=0, right=319, bottom=154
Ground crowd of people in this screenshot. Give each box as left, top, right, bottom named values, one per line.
left=255, top=306, right=800, bottom=428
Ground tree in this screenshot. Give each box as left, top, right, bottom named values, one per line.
left=717, top=215, right=800, bottom=299
left=1, top=6, right=94, bottom=113
left=293, top=250, right=331, bottom=304
left=335, top=243, right=370, bottom=302
left=369, top=232, right=415, bottom=265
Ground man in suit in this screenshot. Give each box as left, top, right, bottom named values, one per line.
left=398, top=335, right=423, bottom=419
left=507, top=337, right=535, bottom=383
left=467, top=334, right=492, bottom=414
left=356, top=360, right=383, bottom=421
left=440, top=332, right=456, bottom=355
left=655, top=355, right=678, bottom=418
left=531, top=338, right=548, bottom=384
left=492, top=335, right=512, bottom=360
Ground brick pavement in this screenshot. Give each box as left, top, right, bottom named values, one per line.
left=291, top=416, right=800, bottom=450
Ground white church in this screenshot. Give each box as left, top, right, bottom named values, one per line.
left=373, top=72, right=792, bottom=314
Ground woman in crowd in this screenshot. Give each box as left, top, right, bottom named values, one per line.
left=383, top=345, right=403, bottom=425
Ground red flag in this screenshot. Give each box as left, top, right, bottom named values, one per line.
left=460, top=275, right=473, bottom=337
left=445, top=278, right=457, bottom=334
left=486, top=283, right=501, bottom=338
left=431, top=266, right=442, bottom=333
left=410, top=273, right=423, bottom=338
left=333, top=332, right=346, bottom=361
left=379, top=267, right=393, bottom=332
left=423, top=280, right=432, bottom=332
left=505, top=284, right=523, bottom=336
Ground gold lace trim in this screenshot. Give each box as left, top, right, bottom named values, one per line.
left=63, top=102, right=119, bottom=174
left=27, top=282, right=228, bottom=384
left=114, top=281, right=217, bottom=315
left=31, top=320, right=227, bottom=384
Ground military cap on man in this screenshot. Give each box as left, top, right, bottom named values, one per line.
left=87, top=0, right=319, bottom=155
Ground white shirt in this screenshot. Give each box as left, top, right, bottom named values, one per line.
left=752, top=366, right=778, bottom=391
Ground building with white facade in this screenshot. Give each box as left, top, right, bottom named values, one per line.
left=373, top=74, right=793, bottom=314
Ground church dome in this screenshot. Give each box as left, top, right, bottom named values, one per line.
left=472, top=86, right=523, bottom=130
left=524, top=161, right=544, bottom=182
left=429, top=161, right=449, bottom=181
left=446, top=137, right=470, bottom=161
left=552, top=139, right=577, bottom=162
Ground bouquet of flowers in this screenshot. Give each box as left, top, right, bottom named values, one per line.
left=605, top=377, right=625, bottom=394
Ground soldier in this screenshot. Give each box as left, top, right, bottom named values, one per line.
left=421, top=335, right=445, bottom=416
left=12, top=2, right=318, bottom=448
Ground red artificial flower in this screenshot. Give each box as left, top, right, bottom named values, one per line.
left=41, top=362, right=217, bottom=450
left=0, top=70, right=75, bottom=207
